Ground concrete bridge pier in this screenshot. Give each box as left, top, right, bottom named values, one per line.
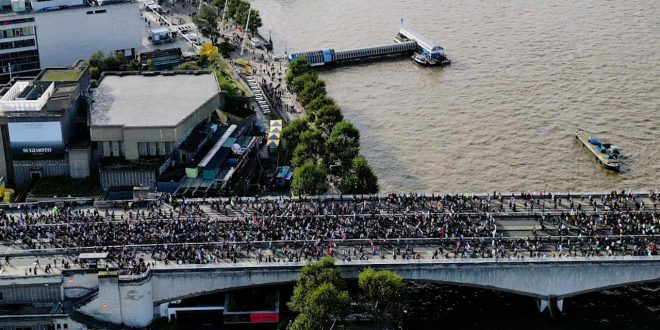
left=78, top=270, right=155, bottom=328
left=537, top=297, right=564, bottom=315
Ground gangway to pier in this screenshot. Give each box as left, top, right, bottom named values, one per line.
left=396, top=26, right=447, bottom=60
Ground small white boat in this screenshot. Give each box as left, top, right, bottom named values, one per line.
left=411, top=53, right=429, bottom=66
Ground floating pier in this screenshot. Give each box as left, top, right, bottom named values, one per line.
left=287, top=26, right=450, bottom=67
left=287, top=41, right=417, bottom=66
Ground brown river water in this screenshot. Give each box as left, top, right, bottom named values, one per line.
left=250, top=0, right=660, bottom=194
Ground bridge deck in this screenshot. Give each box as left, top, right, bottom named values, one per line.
left=0, top=192, right=657, bottom=278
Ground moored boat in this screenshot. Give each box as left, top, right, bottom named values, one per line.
left=411, top=53, right=429, bottom=66
left=575, top=128, right=621, bottom=171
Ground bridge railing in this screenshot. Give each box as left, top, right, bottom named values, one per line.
left=175, top=190, right=656, bottom=204
left=2, top=234, right=658, bottom=258
left=146, top=254, right=660, bottom=269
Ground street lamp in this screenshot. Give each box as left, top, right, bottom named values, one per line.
left=543, top=180, right=549, bottom=214
left=240, top=4, right=251, bottom=56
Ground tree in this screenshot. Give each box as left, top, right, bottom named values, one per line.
left=291, top=129, right=326, bottom=167
left=226, top=0, right=242, bottom=18
left=246, top=9, right=262, bottom=34
left=314, top=105, right=343, bottom=135
left=290, top=71, right=319, bottom=94
left=103, top=54, right=120, bottom=71
left=113, top=51, right=127, bottom=69
left=233, top=1, right=251, bottom=27
left=299, top=130, right=325, bottom=155
left=291, top=143, right=313, bottom=168
left=89, top=50, right=107, bottom=71
left=281, top=118, right=309, bottom=152
left=89, top=67, right=101, bottom=80
left=290, top=257, right=346, bottom=311
left=218, top=41, right=236, bottom=57
left=286, top=57, right=310, bottom=85
left=339, top=156, right=379, bottom=194
left=199, top=42, right=220, bottom=63
left=330, top=121, right=360, bottom=143
left=325, top=135, right=359, bottom=176
left=289, top=257, right=350, bottom=330
left=358, top=268, right=404, bottom=327
left=193, top=3, right=219, bottom=44
left=306, top=95, right=335, bottom=114
left=291, top=162, right=328, bottom=196
left=291, top=283, right=350, bottom=330
left=299, top=79, right=326, bottom=106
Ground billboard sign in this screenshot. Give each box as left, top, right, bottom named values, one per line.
left=8, top=122, right=64, bottom=160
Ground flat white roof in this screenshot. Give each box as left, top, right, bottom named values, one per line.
left=0, top=81, right=54, bottom=112
left=91, top=73, right=219, bottom=127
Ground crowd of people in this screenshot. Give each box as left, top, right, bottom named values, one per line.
left=0, top=192, right=657, bottom=268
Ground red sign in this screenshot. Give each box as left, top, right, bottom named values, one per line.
left=250, top=312, right=279, bottom=323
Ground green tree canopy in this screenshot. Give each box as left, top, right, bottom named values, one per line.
left=193, top=3, right=219, bottom=44
left=89, top=67, right=100, bottom=80
left=286, top=57, right=310, bottom=85
left=339, top=156, right=379, bottom=194
left=299, top=79, right=327, bottom=106
left=232, top=0, right=250, bottom=24
left=218, top=40, right=236, bottom=56
left=88, top=50, right=127, bottom=77
left=330, top=121, right=360, bottom=143
left=306, top=95, right=336, bottom=114
left=358, top=268, right=404, bottom=327
left=325, top=135, right=360, bottom=176
left=292, top=143, right=316, bottom=168
left=289, top=283, right=350, bottom=330
left=289, top=257, right=347, bottom=312
left=314, top=105, right=343, bottom=135
left=246, top=9, right=262, bottom=34
left=290, top=71, right=319, bottom=94
left=299, top=129, right=325, bottom=153
left=291, top=162, right=328, bottom=196
left=89, top=50, right=107, bottom=71
left=281, top=118, right=309, bottom=152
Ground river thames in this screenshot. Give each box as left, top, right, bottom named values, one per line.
left=252, top=0, right=660, bottom=194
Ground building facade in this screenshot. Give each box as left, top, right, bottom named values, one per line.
left=0, top=63, right=91, bottom=190
left=0, top=0, right=142, bottom=80
left=90, top=72, right=222, bottom=191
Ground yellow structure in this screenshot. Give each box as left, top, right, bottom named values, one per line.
left=267, top=120, right=282, bottom=149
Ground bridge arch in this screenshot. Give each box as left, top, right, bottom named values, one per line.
left=77, top=257, right=660, bottom=328
left=150, top=257, right=660, bottom=303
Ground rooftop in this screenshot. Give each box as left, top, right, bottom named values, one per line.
left=91, top=72, right=219, bottom=127
left=38, top=69, right=83, bottom=82
left=0, top=0, right=135, bottom=17
left=0, top=81, right=54, bottom=112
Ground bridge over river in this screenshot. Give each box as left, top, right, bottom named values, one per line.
left=0, top=191, right=658, bottom=327
left=1, top=255, right=658, bottom=327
